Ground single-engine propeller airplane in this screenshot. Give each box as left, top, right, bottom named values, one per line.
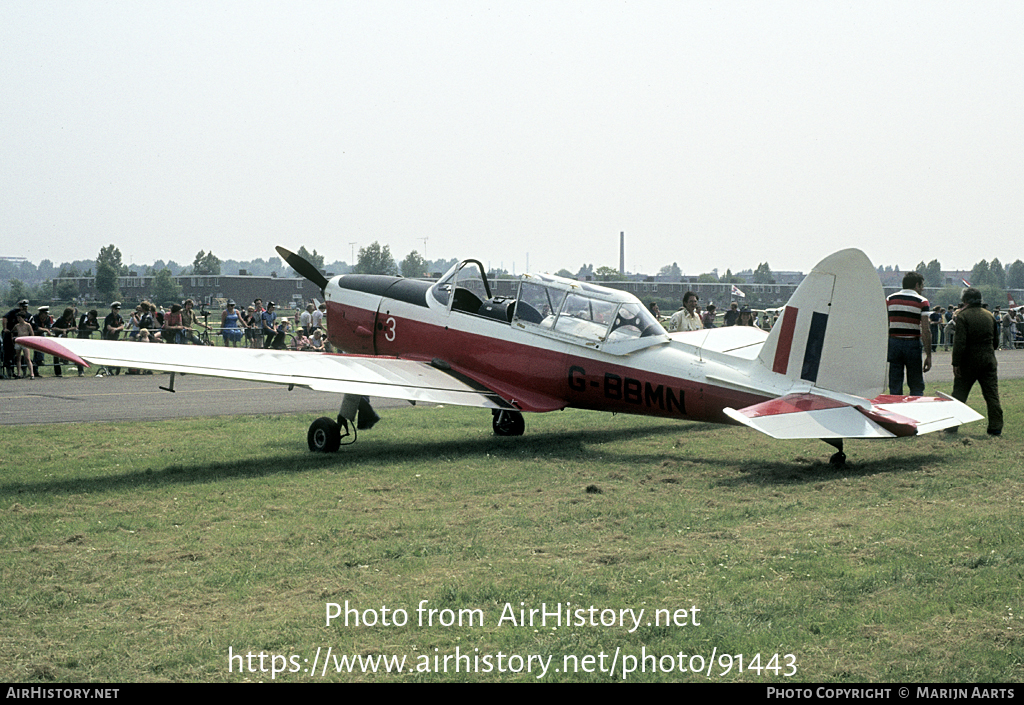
left=21, top=247, right=982, bottom=465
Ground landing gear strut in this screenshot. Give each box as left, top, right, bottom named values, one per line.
left=825, top=439, right=846, bottom=467
left=492, top=409, right=525, bottom=436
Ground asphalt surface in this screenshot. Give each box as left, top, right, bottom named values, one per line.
left=0, top=372, right=413, bottom=426
left=3, top=349, right=1022, bottom=426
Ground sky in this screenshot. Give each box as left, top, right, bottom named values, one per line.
left=3, top=1, right=1022, bottom=277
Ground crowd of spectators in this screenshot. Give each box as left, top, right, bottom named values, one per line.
left=657, top=296, right=773, bottom=332
left=2, top=297, right=331, bottom=379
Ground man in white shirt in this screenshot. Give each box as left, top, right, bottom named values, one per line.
left=299, top=303, right=315, bottom=336
left=668, top=291, right=703, bottom=332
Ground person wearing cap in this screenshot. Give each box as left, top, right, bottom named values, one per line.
left=221, top=300, right=247, bottom=347
left=737, top=307, right=758, bottom=328
left=250, top=299, right=265, bottom=348
left=3, top=299, right=31, bottom=378
left=49, top=307, right=78, bottom=377
left=950, top=287, right=1003, bottom=436
left=102, top=302, right=125, bottom=375
left=29, top=305, right=56, bottom=375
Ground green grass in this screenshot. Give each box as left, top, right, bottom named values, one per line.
left=2, top=379, right=1022, bottom=682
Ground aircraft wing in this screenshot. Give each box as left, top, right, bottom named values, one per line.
left=724, top=392, right=984, bottom=439
left=16, top=337, right=516, bottom=410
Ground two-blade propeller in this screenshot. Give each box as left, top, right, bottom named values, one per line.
left=276, top=246, right=329, bottom=292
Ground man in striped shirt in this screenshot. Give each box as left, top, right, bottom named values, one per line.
left=886, top=271, right=932, bottom=396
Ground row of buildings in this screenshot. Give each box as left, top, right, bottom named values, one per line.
left=47, top=268, right=1020, bottom=311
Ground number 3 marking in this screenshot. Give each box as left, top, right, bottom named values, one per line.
left=384, top=316, right=397, bottom=342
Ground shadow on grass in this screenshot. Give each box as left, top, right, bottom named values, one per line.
left=715, top=451, right=948, bottom=487
left=1, top=416, right=952, bottom=497
left=0, top=422, right=704, bottom=497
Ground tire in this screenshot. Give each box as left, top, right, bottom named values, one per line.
left=308, top=417, right=342, bottom=452
left=492, top=410, right=525, bottom=437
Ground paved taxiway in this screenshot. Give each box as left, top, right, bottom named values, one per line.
left=2, top=349, right=1022, bottom=426
left=0, top=373, right=413, bottom=426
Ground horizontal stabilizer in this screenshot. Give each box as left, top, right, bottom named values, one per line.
left=724, top=394, right=895, bottom=439
left=725, top=391, right=984, bottom=440
left=868, top=393, right=985, bottom=435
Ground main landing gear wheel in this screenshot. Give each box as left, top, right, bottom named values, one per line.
left=492, top=409, right=525, bottom=436
left=308, top=417, right=342, bottom=453
left=825, top=439, right=846, bottom=467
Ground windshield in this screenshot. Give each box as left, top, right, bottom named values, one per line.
left=513, top=274, right=664, bottom=342
left=430, top=260, right=491, bottom=312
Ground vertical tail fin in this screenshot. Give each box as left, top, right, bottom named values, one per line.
left=757, top=249, right=887, bottom=398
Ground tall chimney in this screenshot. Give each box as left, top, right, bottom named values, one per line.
left=619, top=231, right=625, bottom=274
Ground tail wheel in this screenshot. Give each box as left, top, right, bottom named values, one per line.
left=492, top=410, right=525, bottom=436
left=308, top=417, right=342, bottom=452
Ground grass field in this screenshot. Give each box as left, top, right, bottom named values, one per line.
left=2, top=379, right=1021, bottom=682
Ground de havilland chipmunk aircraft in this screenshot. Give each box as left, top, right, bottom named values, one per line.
left=21, top=247, right=982, bottom=465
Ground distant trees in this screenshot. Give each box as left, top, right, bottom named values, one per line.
left=96, top=244, right=125, bottom=301
left=658, top=262, right=681, bottom=279
left=427, top=258, right=458, bottom=276
left=151, top=269, right=182, bottom=305
left=753, top=262, right=774, bottom=284
left=56, top=280, right=80, bottom=301
left=400, top=250, right=428, bottom=278
left=720, top=268, right=744, bottom=284
left=915, top=260, right=943, bottom=288
left=1007, top=260, right=1024, bottom=289
left=4, top=279, right=31, bottom=306
left=192, top=250, right=221, bottom=275
left=595, top=266, right=626, bottom=281
left=97, top=244, right=127, bottom=275
left=296, top=247, right=325, bottom=272
left=354, top=242, right=398, bottom=276
left=970, top=260, right=991, bottom=288
left=989, top=258, right=1006, bottom=289
left=932, top=286, right=965, bottom=309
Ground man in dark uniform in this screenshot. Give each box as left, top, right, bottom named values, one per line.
left=102, top=302, right=125, bottom=376
left=3, top=299, right=31, bottom=378
left=30, top=305, right=55, bottom=375
left=951, top=288, right=1003, bottom=436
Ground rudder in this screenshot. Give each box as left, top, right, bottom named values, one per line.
left=757, top=249, right=887, bottom=398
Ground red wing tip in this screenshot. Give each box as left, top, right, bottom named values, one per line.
left=14, top=336, right=90, bottom=368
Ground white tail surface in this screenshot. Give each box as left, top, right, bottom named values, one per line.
left=757, top=249, right=887, bottom=398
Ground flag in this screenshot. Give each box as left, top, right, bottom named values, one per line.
left=731, top=284, right=746, bottom=298
left=961, top=278, right=971, bottom=287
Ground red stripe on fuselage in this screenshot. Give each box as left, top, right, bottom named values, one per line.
left=772, top=305, right=798, bottom=375
left=331, top=304, right=768, bottom=422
